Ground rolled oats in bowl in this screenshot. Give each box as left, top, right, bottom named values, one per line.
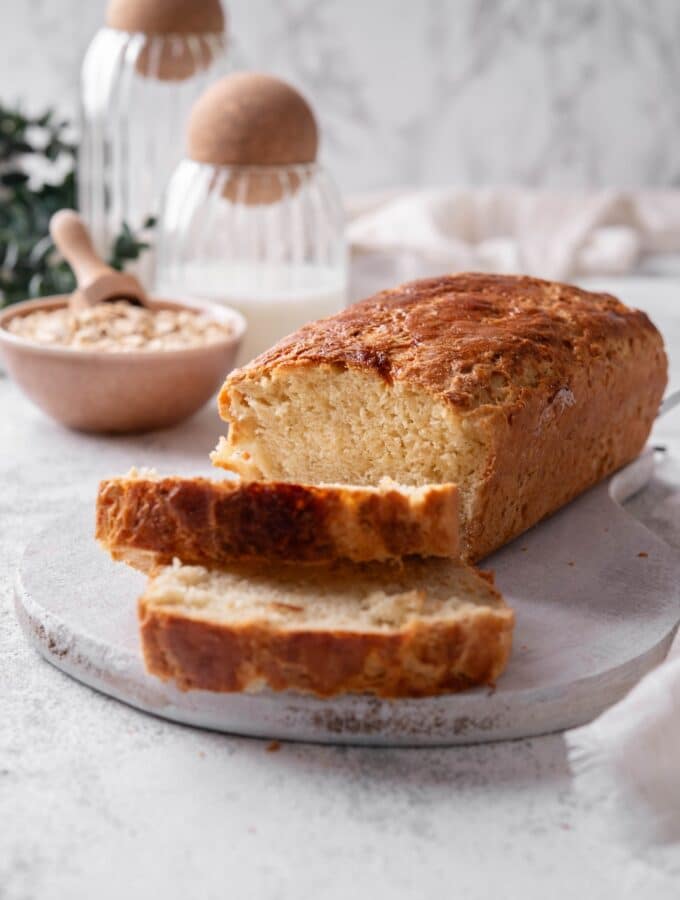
left=6, top=301, right=233, bottom=352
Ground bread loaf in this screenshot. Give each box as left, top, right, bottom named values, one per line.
left=139, top=557, right=513, bottom=697
left=213, top=273, right=667, bottom=561
left=96, top=472, right=459, bottom=568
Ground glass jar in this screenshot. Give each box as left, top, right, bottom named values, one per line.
left=78, top=26, right=239, bottom=282
left=155, top=158, right=347, bottom=365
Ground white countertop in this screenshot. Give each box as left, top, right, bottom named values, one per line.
left=2, top=277, right=680, bottom=900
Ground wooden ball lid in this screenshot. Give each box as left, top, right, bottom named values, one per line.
left=107, top=0, right=226, bottom=81
left=107, top=0, right=225, bottom=35
left=187, top=72, right=318, bottom=167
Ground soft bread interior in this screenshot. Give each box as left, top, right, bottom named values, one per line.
left=143, top=557, right=507, bottom=632
left=212, top=366, right=490, bottom=559
left=117, top=467, right=449, bottom=501
left=213, top=365, right=489, bottom=490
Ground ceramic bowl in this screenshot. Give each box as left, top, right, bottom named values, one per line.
left=0, top=295, right=246, bottom=433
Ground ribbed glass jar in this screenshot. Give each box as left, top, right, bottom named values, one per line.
left=156, top=159, right=347, bottom=365
left=78, top=27, right=239, bottom=281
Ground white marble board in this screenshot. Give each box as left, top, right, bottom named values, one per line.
left=14, top=452, right=680, bottom=747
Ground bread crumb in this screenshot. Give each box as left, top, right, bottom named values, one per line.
left=638, top=551, right=648, bottom=558
left=568, top=561, right=575, bottom=567
left=266, top=741, right=281, bottom=753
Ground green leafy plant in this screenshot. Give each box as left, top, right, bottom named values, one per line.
left=0, top=104, right=154, bottom=308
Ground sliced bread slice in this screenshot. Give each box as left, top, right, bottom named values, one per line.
left=139, top=557, right=513, bottom=697
left=97, top=471, right=459, bottom=569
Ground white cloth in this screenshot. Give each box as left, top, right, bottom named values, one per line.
left=565, top=456, right=680, bottom=867
left=347, top=188, right=680, bottom=281
left=566, top=450, right=680, bottom=867
left=566, top=635, right=680, bottom=877
left=568, top=634, right=680, bottom=828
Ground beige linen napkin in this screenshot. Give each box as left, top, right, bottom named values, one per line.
left=347, top=188, right=680, bottom=281
left=567, top=636, right=680, bottom=847
left=561, top=447, right=679, bottom=866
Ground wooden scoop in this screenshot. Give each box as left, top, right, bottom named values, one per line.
left=49, top=210, right=148, bottom=311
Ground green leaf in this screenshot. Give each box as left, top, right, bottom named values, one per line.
left=0, top=102, right=154, bottom=309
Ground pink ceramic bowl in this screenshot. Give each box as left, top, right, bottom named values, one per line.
left=0, top=295, right=246, bottom=433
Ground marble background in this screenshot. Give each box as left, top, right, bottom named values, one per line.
left=0, top=0, right=679, bottom=193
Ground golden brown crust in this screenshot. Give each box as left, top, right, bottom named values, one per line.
left=139, top=598, right=514, bottom=698
left=222, top=273, right=664, bottom=414
left=218, top=273, right=668, bottom=562
left=96, top=475, right=459, bottom=568
left=459, top=342, right=664, bottom=560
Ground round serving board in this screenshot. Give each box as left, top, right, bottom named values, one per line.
left=14, top=453, right=680, bottom=746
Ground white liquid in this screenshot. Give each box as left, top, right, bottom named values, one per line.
left=157, top=263, right=347, bottom=366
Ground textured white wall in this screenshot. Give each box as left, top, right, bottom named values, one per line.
left=1, top=0, right=679, bottom=193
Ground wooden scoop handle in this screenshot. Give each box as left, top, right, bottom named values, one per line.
left=49, top=210, right=147, bottom=309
